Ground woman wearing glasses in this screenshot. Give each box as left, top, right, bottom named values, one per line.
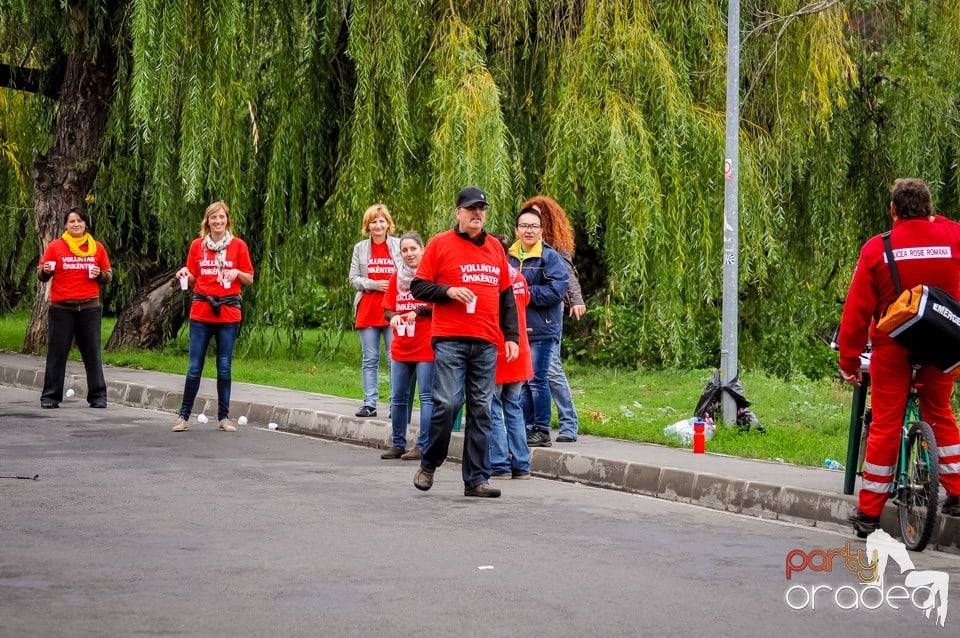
left=508, top=206, right=568, bottom=448
left=519, top=195, right=585, bottom=442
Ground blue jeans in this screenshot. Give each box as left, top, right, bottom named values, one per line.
left=390, top=359, right=434, bottom=450
left=548, top=345, right=579, bottom=440
left=489, top=382, right=531, bottom=476
left=359, top=326, right=393, bottom=408
left=421, top=339, right=497, bottom=487
left=522, top=339, right=557, bottom=433
left=179, top=320, right=240, bottom=421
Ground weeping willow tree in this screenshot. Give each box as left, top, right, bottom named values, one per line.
left=1, top=0, right=958, bottom=377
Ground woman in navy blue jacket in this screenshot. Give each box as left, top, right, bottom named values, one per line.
left=508, top=207, right=568, bottom=447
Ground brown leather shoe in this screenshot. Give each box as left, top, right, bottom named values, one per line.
left=464, top=483, right=501, bottom=498
left=172, top=417, right=189, bottom=432
left=218, top=419, right=237, bottom=432
left=414, top=468, right=434, bottom=491
left=400, top=447, right=422, bottom=460
left=380, top=446, right=405, bottom=459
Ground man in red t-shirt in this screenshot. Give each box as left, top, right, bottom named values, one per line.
left=839, top=178, right=960, bottom=534
left=410, top=187, right=520, bottom=498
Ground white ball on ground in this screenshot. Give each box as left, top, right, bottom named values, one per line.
left=237, top=416, right=247, bottom=426
left=65, top=389, right=75, bottom=398
left=197, top=414, right=208, bottom=423
left=268, top=422, right=278, bottom=430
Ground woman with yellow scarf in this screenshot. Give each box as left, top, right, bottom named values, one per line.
left=37, top=207, right=112, bottom=409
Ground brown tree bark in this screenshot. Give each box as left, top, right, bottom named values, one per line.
left=105, top=269, right=192, bottom=351
left=22, top=44, right=116, bottom=353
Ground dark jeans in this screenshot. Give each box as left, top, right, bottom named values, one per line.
left=421, top=339, right=497, bottom=487
left=42, top=306, right=106, bottom=405
left=179, top=320, right=240, bottom=421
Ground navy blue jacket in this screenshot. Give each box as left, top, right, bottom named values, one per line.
left=508, top=240, right=569, bottom=342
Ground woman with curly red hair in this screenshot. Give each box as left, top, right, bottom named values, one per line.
left=519, top=195, right=585, bottom=442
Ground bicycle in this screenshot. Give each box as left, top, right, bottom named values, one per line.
left=854, top=363, right=941, bottom=551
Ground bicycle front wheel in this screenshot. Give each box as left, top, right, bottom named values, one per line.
left=897, top=421, right=940, bottom=552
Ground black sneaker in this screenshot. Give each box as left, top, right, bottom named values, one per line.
left=355, top=406, right=377, bottom=418
left=555, top=435, right=576, bottom=442
left=942, top=495, right=960, bottom=516
left=526, top=429, right=552, bottom=447
left=40, top=401, right=59, bottom=409
left=847, top=508, right=880, bottom=538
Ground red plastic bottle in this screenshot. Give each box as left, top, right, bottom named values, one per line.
left=693, top=419, right=706, bottom=454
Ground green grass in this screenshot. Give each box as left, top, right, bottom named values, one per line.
left=0, top=309, right=853, bottom=467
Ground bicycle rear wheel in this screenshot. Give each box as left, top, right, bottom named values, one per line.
left=897, top=421, right=940, bottom=551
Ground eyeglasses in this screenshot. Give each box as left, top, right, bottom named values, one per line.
left=517, top=223, right=541, bottom=230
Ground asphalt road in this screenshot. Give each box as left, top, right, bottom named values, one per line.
left=1, top=385, right=958, bottom=637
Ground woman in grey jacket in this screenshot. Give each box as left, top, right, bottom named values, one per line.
left=349, top=204, right=402, bottom=417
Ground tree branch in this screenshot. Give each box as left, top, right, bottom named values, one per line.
left=745, top=0, right=846, bottom=43
left=0, top=59, right=66, bottom=100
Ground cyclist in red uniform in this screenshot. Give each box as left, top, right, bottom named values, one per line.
left=839, top=178, right=960, bottom=534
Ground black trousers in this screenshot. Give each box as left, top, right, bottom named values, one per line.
left=42, top=306, right=107, bottom=405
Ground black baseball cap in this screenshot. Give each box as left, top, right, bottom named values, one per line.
left=456, top=186, right=489, bottom=209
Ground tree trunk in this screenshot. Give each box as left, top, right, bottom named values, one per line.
left=22, top=44, right=116, bottom=353
left=106, top=269, right=191, bottom=351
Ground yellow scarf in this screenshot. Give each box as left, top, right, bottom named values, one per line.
left=61, top=232, right=98, bottom=257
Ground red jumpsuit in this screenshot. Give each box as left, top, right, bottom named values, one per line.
left=839, top=215, right=960, bottom=516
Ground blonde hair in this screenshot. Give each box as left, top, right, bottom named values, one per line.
left=361, top=204, right=396, bottom=236
left=199, top=201, right=232, bottom=237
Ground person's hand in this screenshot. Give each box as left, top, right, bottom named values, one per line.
left=175, top=267, right=191, bottom=280
left=376, top=280, right=389, bottom=292
left=840, top=368, right=862, bottom=387
left=446, top=287, right=476, bottom=303
left=505, top=341, right=519, bottom=362
left=41, top=261, right=55, bottom=274
left=390, top=315, right=405, bottom=328
left=569, top=304, right=586, bottom=320
left=404, top=311, right=417, bottom=323
left=89, top=265, right=101, bottom=278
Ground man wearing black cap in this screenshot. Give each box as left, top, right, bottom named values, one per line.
left=410, top=186, right=520, bottom=497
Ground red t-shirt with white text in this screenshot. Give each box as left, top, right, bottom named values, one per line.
left=415, top=229, right=511, bottom=346
left=355, top=240, right=395, bottom=329
left=185, top=236, right=254, bottom=323
left=41, top=238, right=112, bottom=303
left=382, top=272, right=433, bottom=362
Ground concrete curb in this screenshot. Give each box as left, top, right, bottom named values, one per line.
left=3, top=362, right=958, bottom=554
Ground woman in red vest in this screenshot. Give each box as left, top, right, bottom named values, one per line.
left=349, top=204, right=401, bottom=417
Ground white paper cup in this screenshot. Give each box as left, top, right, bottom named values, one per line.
left=88, top=266, right=97, bottom=279
left=396, top=322, right=407, bottom=337
left=222, top=278, right=232, bottom=289
left=465, top=298, right=477, bottom=314
left=406, top=321, right=416, bottom=336
left=178, top=276, right=189, bottom=290
left=45, top=261, right=56, bottom=271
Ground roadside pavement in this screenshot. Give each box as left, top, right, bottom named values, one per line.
left=2, top=350, right=958, bottom=553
